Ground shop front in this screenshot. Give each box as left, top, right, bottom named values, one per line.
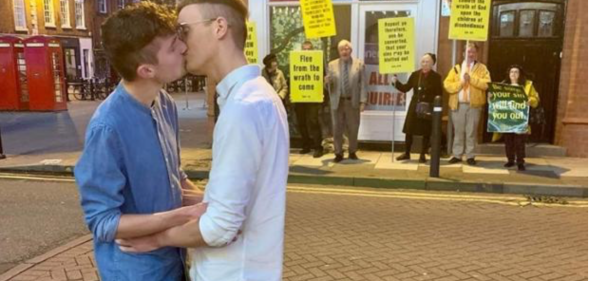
left=249, top=0, right=441, bottom=141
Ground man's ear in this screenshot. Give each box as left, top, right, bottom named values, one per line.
left=213, top=17, right=229, bottom=40
left=136, top=64, right=155, bottom=80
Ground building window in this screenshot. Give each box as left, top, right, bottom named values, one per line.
left=499, top=11, right=515, bottom=37
left=60, top=0, right=70, bottom=28
left=13, top=0, right=27, bottom=30
left=44, top=0, right=56, bottom=27
left=117, top=0, right=125, bottom=10
left=75, top=0, right=85, bottom=29
left=519, top=10, right=536, bottom=37
left=538, top=11, right=556, bottom=37
left=98, top=0, right=107, bottom=13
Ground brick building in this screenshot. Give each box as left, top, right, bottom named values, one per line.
left=435, top=0, right=588, bottom=157
left=92, top=0, right=178, bottom=78
left=1, top=0, right=95, bottom=80
left=249, top=0, right=587, bottom=157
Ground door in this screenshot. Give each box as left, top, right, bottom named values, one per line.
left=486, top=1, right=565, bottom=143
left=64, top=47, right=77, bottom=80
left=357, top=4, right=418, bottom=141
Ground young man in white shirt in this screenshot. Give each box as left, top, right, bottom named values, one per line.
left=117, top=1, right=290, bottom=280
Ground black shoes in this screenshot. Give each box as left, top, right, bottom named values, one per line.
left=466, top=158, right=477, bottom=166
left=448, top=157, right=462, bottom=164
left=517, top=164, right=526, bottom=171
left=0, top=154, right=5, bottom=160
left=313, top=149, right=324, bottom=158
left=348, top=153, right=359, bottom=160
left=396, top=153, right=410, bottom=161
left=504, top=161, right=515, bottom=168
left=334, top=154, right=344, bottom=163
left=418, top=154, right=427, bottom=163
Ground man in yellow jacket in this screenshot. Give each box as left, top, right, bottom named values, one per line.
left=444, top=43, right=491, bottom=166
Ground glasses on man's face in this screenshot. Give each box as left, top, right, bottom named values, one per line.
left=176, top=18, right=216, bottom=41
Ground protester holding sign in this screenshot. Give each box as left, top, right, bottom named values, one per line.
left=325, top=40, right=367, bottom=163
left=294, top=41, right=325, bottom=158
left=392, top=53, right=443, bottom=163
left=444, top=42, right=491, bottom=166
left=262, top=54, right=288, bottom=102
left=498, top=65, right=539, bottom=171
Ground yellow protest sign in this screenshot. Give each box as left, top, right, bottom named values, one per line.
left=300, top=0, right=336, bottom=39
left=245, top=21, right=258, bottom=64
left=378, top=17, right=415, bottom=74
left=449, top=0, right=491, bottom=41
left=290, top=51, right=324, bottom=103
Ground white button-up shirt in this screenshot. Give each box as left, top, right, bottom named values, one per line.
left=190, top=65, right=290, bottom=281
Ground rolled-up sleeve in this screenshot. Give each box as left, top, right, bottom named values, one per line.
left=74, top=124, right=126, bottom=243
left=199, top=103, right=263, bottom=247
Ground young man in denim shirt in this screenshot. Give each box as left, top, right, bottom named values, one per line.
left=75, top=3, right=206, bottom=280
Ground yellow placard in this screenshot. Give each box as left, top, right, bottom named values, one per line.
left=245, top=21, right=258, bottom=64
left=290, top=50, right=324, bottom=103
left=378, top=17, right=415, bottom=74
left=448, top=0, right=491, bottom=41
left=300, top=0, right=336, bottom=39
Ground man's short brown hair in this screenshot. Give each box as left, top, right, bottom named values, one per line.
left=178, top=0, right=248, bottom=50
left=101, top=2, right=176, bottom=81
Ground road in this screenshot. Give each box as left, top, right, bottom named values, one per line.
left=0, top=175, right=587, bottom=280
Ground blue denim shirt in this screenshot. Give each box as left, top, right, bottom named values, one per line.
left=75, top=83, right=186, bottom=281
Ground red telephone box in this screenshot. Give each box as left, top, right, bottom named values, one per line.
left=23, top=36, right=67, bottom=111
left=0, top=35, right=29, bottom=111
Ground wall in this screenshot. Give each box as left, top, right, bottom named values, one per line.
left=554, top=0, right=588, bottom=157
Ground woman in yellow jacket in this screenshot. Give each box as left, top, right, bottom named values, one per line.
left=500, top=65, right=540, bottom=171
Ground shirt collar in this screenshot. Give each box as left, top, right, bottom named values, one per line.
left=216, top=65, right=261, bottom=101
left=116, top=82, right=160, bottom=115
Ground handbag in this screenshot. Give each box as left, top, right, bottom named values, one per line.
left=414, top=73, right=432, bottom=120
left=529, top=105, right=546, bottom=125
left=415, top=101, right=432, bottom=120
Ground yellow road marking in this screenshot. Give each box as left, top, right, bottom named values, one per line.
left=287, top=186, right=588, bottom=208
left=0, top=173, right=75, bottom=183
left=0, top=173, right=585, bottom=208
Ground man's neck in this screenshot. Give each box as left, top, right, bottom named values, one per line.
left=122, top=79, right=162, bottom=107
left=208, top=46, right=248, bottom=84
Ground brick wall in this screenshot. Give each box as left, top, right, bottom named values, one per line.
left=554, top=0, right=588, bottom=157
left=0, top=0, right=15, bottom=33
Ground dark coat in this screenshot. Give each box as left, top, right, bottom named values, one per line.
left=395, top=70, right=443, bottom=136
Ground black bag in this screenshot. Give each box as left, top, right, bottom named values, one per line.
left=529, top=105, right=546, bottom=125
left=414, top=74, right=432, bottom=120
left=415, top=101, right=432, bottom=120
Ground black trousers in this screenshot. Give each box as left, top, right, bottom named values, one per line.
left=295, top=103, right=322, bottom=150
left=405, top=134, right=430, bottom=155
left=504, top=133, right=526, bottom=164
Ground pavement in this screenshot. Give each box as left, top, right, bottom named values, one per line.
left=0, top=92, right=586, bottom=198
left=0, top=182, right=586, bottom=281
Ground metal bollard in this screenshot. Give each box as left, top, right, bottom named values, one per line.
left=430, top=96, right=442, bottom=177
left=0, top=126, right=5, bottom=159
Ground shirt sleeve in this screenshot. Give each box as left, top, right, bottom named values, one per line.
left=199, top=102, right=264, bottom=247
left=74, top=124, right=126, bottom=243
left=360, top=62, right=368, bottom=104
left=444, top=65, right=462, bottom=95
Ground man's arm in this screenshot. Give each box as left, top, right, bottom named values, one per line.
left=359, top=62, right=368, bottom=107
left=443, top=65, right=463, bottom=95
left=75, top=125, right=205, bottom=242
left=118, top=103, right=262, bottom=252
left=470, top=65, right=491, bottom=91
left=117, top=218, right=206, bottom=253
left=115, top=204, right=206, bottom=239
